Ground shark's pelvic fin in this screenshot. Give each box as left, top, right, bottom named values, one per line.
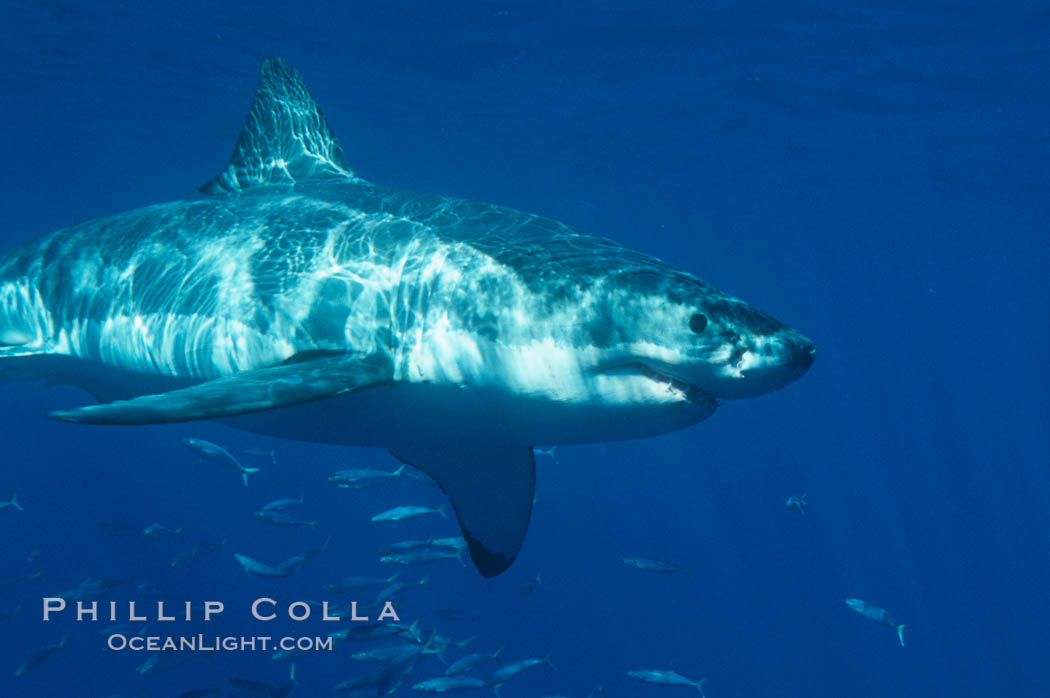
left=200, top=56, right=357, bottom=195
left=389, top=443, right=535, bottom=578
left=49, top=353, right=390, bottom=425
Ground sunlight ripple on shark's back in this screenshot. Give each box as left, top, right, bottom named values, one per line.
left=0, top=57, right=815, bottom=577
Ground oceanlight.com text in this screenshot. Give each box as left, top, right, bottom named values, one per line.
left=107, top=633, right=334, bottom=652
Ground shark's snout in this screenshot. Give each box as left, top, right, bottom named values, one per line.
left=798, top=339, right=818, bottom=367
left=778, top=333, right=817, bottom=371
left=713, top=331, right=816, bottom=399
left=774, top=333, right=817, bottom=382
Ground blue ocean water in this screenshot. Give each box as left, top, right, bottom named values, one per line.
left=1, top=2, right=1048, bottom=697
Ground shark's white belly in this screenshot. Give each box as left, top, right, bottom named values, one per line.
left=223, top=379, right=716, bottom=448
left=40, top=329, right=717, bottom=447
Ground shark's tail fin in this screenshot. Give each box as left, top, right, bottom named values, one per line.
left=392, top=465, right=406, bottom=476
left=897, top=624, right=906, bottom=646
left=437, top=504, right=448, bottom=519
left=241, top=467, right=261, bottom=487
left=694, top=677, right=708, bottom=696
left=8, top=490, right=22, bottom=512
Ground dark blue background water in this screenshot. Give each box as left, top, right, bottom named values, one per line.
left=1, top=2, right=1048, bottom=696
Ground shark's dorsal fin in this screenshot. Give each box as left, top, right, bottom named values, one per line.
left=201, top=56, right=357, bottom=195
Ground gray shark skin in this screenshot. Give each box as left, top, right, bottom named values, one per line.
left=0, top=58, right=815, bottom=577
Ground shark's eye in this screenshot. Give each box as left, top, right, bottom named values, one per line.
left=689, top=313, right=708, bottom=334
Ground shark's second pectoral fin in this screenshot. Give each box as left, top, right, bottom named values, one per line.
left=49, top=353, right=391, bottom=425
left=390, top=444, right=535, bottom=578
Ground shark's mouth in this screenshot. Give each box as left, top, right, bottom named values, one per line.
left=594, top=361, right=715, bottom=404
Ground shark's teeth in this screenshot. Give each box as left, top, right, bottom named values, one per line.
left=595, top=361, right=712, bottom=404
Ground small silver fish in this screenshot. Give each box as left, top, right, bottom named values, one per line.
left=184, top=437, right=260, bottom=487
left=275, top=537, right=330, bottom=575
left=333, top=619, right=420, bottom=644
left=412, top=675, right=488, bottom=693
left=532, top=446, right=559, bottom=463
left=379, top=536, right=465, bottom=554
left=243, top=447, right=278, bottom=464
left=234, top=542, right=326, bottom=579
left=15, top=635, right=68, bottom=677
left=323, top=571, right=401, bottom=593
left=55, top=577, right=133, bottom=602
left=520, top=570, right=542, bottom=596
left=380, top=547, right=465, bottom=566
left=0, top=490, right=23, bottom=512
left=234, top=553, right=293, bottom=579
left=170, top=539, right=224, bottom=568
left=845, top=598, right=906, bottom=646
left=490, top=654, right=553, bottom=684
left=786, top=494, right=807, bottom=513
left=329, top=465, right=405, bottom=488
left=623, top=555, right=688, bottom=573
left=271, top=646, right=310, bottom=663
left=628, top=669, right=707, bottom=695
left=143, top=523, right=182, bottom=536
left=376, top=574, right=429, bottom=603
left=446, top=647, right=503, bottom=676
left=352, top=641, right=428, bottom=663
left=380, top=538, right=436, bottom=553
left=253, top=510, right=316, bottom=528
left=260, top=495, right=303, bottom=512
left=371, top=504, right=447, bottom=523
left=335, top=666, right=401, bottom=694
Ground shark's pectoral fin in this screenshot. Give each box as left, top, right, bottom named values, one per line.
left=389, top=444, right=535, bottom=578
left=49, top=353, right=391, bottom=425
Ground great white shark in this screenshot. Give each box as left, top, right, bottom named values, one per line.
left=0, top=58, right=815, bottom=577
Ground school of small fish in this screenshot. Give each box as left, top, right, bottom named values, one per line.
left=2, top=436, right=908, bottom=696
